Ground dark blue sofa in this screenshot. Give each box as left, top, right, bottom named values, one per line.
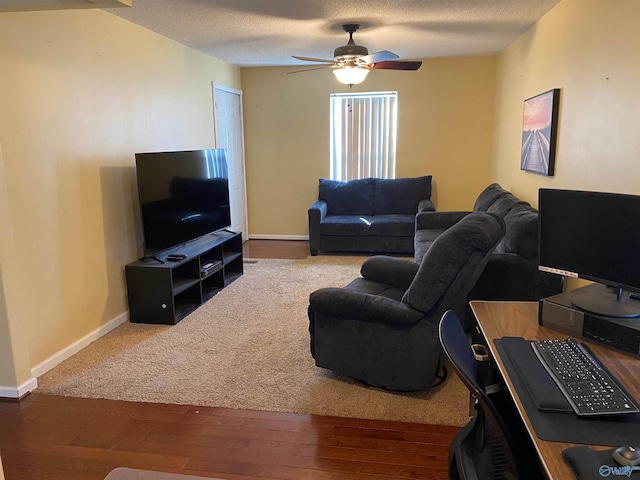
left=308, top=176, right=434, bottom=256
left=414, top=183, right=564, bottom=329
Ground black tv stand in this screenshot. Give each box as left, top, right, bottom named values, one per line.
left=125, top=231, right=243, bottom=324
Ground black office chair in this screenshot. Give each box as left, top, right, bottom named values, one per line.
left=439, top=310, right=542, bottom=480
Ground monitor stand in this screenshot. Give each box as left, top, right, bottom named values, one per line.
left=571, top=285, right=640, bottom=319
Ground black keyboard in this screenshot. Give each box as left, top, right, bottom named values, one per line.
left=531, top=338, right=639, bottom=416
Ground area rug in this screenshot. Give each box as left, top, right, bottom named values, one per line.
left=36, top=255, right=469, bottom=426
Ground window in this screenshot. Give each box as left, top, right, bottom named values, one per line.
left=330, top=91, right=398, bottom=181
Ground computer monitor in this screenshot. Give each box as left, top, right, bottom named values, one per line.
left=538, top=188, right=640, bottom=318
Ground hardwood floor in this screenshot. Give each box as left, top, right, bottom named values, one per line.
left=0, top=240, right=460, bottom=480
left=0, top=394, right=457, bottom=480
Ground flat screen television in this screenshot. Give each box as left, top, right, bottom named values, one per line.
left=135, top=149, right=232, bottom=256
left=538, top=188, right=640, bottom=318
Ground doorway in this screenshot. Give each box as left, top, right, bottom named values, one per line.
left=213, top=84, right=248, bottom=240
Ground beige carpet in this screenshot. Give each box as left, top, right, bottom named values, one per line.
left=37, top=255, right=469, bottom=426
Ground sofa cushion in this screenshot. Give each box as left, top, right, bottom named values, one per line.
left=344, top=277, right=405, bottom=302
left=495, top=209, right=539, bottom=259
left=319, top=215, right=371, bottom=236
left=369, top=215, right=415, bottom=236
left=319, top=178, right=374, bottom=215
left=373, top=176, right=432, bottom=215
left=486, top=193, right=531, bottom=218
left=473, top=183, right=510, bottom=212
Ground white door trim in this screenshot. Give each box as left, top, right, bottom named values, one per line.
left=213, top=83, right=249, bottom=239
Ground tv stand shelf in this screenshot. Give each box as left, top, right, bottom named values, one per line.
left=125, top=231, right=243, bottom=325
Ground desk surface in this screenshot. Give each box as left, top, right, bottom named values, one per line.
left=470, top=300, right=640, bottom=480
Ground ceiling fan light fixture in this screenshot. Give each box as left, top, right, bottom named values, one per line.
left=333, top=66, right=369, bottom=86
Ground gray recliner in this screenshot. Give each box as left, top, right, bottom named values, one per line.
left=307, top=212, right=506, bottom=392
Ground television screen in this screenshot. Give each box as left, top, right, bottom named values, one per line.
left=135, top=149, right=231, bottom=256
left=538, top=188, right=640, bottom=318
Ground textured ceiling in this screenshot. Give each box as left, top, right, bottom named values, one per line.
left=0, top=0, right=130, bottom=11
left=104, top=0, right=561, bottom=67
left=3, top=0, right=562, bottom=67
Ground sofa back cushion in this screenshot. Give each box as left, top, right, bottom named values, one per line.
left=373, top=176, right=432, bottom=215
left=494, top=209, right=539, bottom=259
left=318, top=178, right=375, bottom=215
left=473, top=183, right=510, bottom=212
left=486, top=194, right=532, bottom=218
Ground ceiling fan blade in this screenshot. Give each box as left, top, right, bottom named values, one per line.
left=292, top=55, right=336, bottom=64
left=358, top=50, right=399, bottom=65
left=367, top=60, right=423, bottom=71
left=287, top=65, right=334, bottom=74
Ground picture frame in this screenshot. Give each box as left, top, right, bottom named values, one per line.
left=520, top=88, right=560, bottom=176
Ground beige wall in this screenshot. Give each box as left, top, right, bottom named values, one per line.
left=241, top=56, right=498, bottom=237
left=492, top=0, right=640, bottom=291
left=493, top=0, right=640, bottom=204
left=0, top=9, right=240, bottom=390
left=0, top=146, right=32, bottom=392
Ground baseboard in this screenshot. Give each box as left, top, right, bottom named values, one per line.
left=0, top=376, right=38, bottom=399
left=248, top=234, right=308, bottom=241
left=31, top=311, right=129, bottom=379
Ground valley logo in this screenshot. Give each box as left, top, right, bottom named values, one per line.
left=599, top=465, right=640, bottom=477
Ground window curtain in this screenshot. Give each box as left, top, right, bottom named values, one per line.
left=330, top=92, right=398, bottom=181
left=205, top=149, right=229, bottom=178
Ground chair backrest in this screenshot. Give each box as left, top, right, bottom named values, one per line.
left=402, top=212, right=505, bottom=318
left=439, top=310, right=520, bottom=480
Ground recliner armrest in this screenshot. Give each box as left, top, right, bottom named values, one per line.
left=360, top=255, right=419, bottom=291
left=309, top=288, right=424, bottom=326
left=415, top=211, right=470, bottom=231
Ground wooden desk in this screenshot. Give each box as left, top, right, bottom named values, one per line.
left=470, top=301, right=640, bottom=480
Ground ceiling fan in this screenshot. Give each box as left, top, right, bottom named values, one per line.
left=291, top=24, right=422, bottom=86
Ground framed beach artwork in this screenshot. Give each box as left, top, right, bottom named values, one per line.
left=520, top=89, right=560, bottom=176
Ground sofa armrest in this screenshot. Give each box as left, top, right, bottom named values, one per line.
left=415, top=211, right=470, bottom=231
left=308, top=200, right=327, bottom=220
left=418, top=199, right=436, bottom=212
left=308, top=201, right=328, bottom=255
left=309, top=288, right=424, bottom=326
left=360, top=255, right=419, bottom=291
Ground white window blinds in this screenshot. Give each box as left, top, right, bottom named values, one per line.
left=330, top=91, right=398, bottom=181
